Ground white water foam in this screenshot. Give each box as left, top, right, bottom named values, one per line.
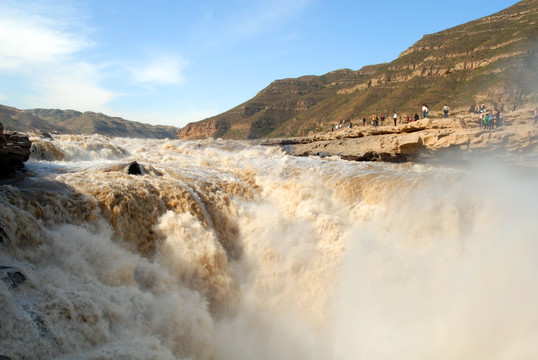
left=1, top=135, right=536, bottom=359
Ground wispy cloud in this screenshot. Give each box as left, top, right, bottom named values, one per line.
left=0, top=1, right=91, bottom=71
left=228, top=0, right=313, bottom=36
left=0, top=1, right=115, bottom=110
left=129, top=54, right=187, bottom=86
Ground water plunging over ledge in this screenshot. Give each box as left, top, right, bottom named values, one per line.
left=1, top=134, right=537, bottom=359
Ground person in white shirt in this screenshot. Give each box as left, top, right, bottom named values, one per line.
left=421, top=104, right=428, bottom=118
left=443, top=104, right=450, bottom=118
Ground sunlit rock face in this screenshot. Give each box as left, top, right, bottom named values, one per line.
left=267, top=109, right=537, bottom=163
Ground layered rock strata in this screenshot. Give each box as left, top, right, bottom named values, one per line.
left=262, top=108, right=538, bottom=163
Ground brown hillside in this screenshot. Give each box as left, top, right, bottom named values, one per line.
left=178, top=0, right=538, bottom=140
left=0, top=105, right=179, bottom=139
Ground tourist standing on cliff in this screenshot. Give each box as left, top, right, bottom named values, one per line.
left=393, top=112, right=398, bottom=126
left=443, top=104, right=450, bottom=118
left=487, top=112, right=492, bottom=130
left=479, top=112, right=484, bottom=128
left=363, top=117, right=366, bottom=127
left=422, top=104, right=428, bottom=118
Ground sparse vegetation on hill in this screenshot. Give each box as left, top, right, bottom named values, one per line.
left=178, top=0, right=538, bottom=140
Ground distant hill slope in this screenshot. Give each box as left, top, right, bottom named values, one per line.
left=0, top=105, right=67, bottom=133
left=0, top=105, right=179, bottom=139
left=178, top=0, right=538, bottom=140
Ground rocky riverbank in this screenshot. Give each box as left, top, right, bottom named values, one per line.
left=0, top=122, right=32, bottom=178
left=261, top=107, right=538, bottom=164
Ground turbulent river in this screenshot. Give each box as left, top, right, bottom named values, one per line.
left=1, top=134, right=537, bottom=359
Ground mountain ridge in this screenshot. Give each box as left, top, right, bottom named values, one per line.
left=178, top=0, right=538, bottom=140
left=0, top=105, right=179, bottom=139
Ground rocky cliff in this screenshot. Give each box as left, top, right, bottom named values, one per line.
left=178, top=0, right=538, bottom=140
left=264, top=107, right=538, bottom=163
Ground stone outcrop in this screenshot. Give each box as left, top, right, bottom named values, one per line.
left=100, top=161, right=164, bottom=177
left=0, top=122, right=32, bottom=178
left=178, top=120, right=230, bottom=139
left=264, top=108, right=538, bottom=163
left=0, top=266, right=26, bottom=289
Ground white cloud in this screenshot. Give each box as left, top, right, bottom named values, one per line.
left=0, top=1, right=114, bottom=111
left=129, top=55, right=187, bottom=85
left=0, top=1, right=189, bottom=115
left=0, top=2, right=91, bottom=71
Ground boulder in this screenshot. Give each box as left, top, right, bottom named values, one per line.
left=0, top=122, right=32, bottom=178
left=0, top=123, right=6, bottom=148
left=0, top=266, right=26, bottom=289
left=99, top=161, right=164, bottom=176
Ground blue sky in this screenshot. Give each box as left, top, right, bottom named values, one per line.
left=0, top=0, right=519, bottom=128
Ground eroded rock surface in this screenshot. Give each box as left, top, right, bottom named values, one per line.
left=264, top=109, right=538, bottom=163
left=0, top=123, right=32, bottom=178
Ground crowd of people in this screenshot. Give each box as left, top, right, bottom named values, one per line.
left=330, top=103, right=537, bottom=132
left=477, top=105, right=503, bottom=130
left=331, top=103, right=447, bottom=131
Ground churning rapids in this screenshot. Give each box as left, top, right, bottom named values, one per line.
left=1, top=134, right=537, bottom=360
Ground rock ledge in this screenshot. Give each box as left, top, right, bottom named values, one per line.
left=261, top=109, right=538, bottom=163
